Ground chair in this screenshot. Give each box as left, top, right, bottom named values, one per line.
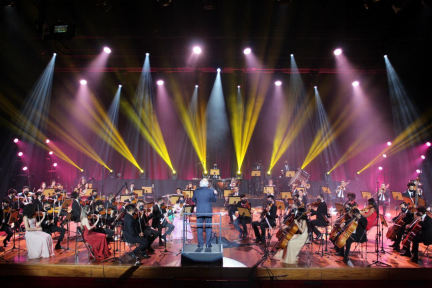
left=75, top=227, right=95, bottom=260
left=121, top=229, right=138, bottom=256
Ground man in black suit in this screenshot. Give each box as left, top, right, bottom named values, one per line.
left=335, top=208, right=367, bottom=263
left=377, top=183, right=390, bottom=216
left=402, top=205, right=432, bottom=263
left=281, top=160, right=291, bottom=188
left=41, top=200, right=66, bottom=250
left=152, top=197, right=174, bottom=246
left=192, top=179, right=218, bottom=248
left=136, top=200, right=159, bottom=253
left=123, top=204, right=150, bottom=265
left=71, top=191, right=82, bottom=222
left=252, top=195, right=277, bottom=246
left=389, top=202, right=413, bottom=252
left=232, top=194, right=252, bottom=238
left=309, top=194, right=328, bottom=240
left=402, top=182, right=416, bottom=200
left=1, top=199, right=13, bottom=247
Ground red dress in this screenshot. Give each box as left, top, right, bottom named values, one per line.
left=365, top=211, right=378, bottom=231
left=82, top=226, right=111, bottom=260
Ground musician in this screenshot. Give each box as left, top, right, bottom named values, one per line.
left=402, top=205, right=432, bottom=263
left=252, top=195, right=277, bottom=246
left=93, top=200, right=115, bottom=241
left=265, top=179, right=277, bottom=196
left=335, top=208, right=367, bottom=263
left=38, top=182, right=47, bottom=193
left=228, top=186, right=240, bottom=224
left=281, top=160, right=292, bottom=188
left=298, top=189, right=308, bottom=206
left=87, top=189, right=99, bottom=212
left=136, top=200, right=159, bottom=252
left=377, top=183, right=390, bottom=215
left=4, top=188, right=18, bottom=209
left=228, top=178, right=237, bottom=190
left=123, top=204, right=150, bottom=263
left=71, top=191, right=82, bottom=222
left=185, top=182, right=195, bottom=191
left=175, top=187, right=183, bottom=195
left=291, top=184, right=301, bottom=197
left=151, top=197, right=174, bottom=246
left=124, top=192, right=137, bottom=205
left=77, top=177, right=88, bottom=196
left=21, top=186, right=32, bottom=205
left=105, top=193, right=117, bottom=211
left=1, top=199, right=13, bottom=247
left=49, top=179, right=56, bottom=189
left=210, top=163, right=220, bottom=180
left=344, top=192, right=357, bottom=209
left=360, top=198, right=379, bottom=231
left=402, top=182, right=416, bottom=199
left=124, top=182, right=135, bottom=195
left=389, top=202, right=413, bottom=252
left=233, top=194, right=252, bottom=239
left=274, top=207, right=309, bottom=264
left=251, top=160, right=264, bottom=195
left=309, top=194, right=328, bottom=240
left=41, top=200, right=66, bottom=250
left=284, top=200, right=300, bottom=221
left=33, top=191, right=44, bottom=212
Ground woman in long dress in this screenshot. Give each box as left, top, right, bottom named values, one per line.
left=23, top=204, right=54, bottom=259
left=80, top=206, right=111, bottom=260
left=171, top=196, right=193, bottom=240
left=274, top=209, right=309, bottom=264
left=361, top=197, right=378, bottom=231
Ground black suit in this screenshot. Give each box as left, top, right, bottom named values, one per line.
left=338, top=216, right=368, bottom=260
left=377, top=189, right=390, bottom=215
left=72, top=200, right=82, bottom=222
left=123, top=213, right=148, bottom=255
left=310, top=201, right=328, bottom=236
left=42, top=207, right=66, bottom=247
left=138, top=213, right=160, bottom=249
left=410, top=215, right=432, bottom=256
left=151, top=204, right=174, bottom=243
left=402, top=190, right=416, bottom=199
left=391, top=210, right=414, bottom=247
left=232, top=201, right=252, bottom=235
left=252, top=204, right=277, bottom=243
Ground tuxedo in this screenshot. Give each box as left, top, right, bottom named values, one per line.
left=252, top=204, right=277, bottom=244
left=391, top=210, right=414, bottom=247
left=310, top=201, right=328, bottom=237
left=72, top=199, right=82, bottom=222
left=151, top=204, right=174, bottom=243
left=123, top=213, right=148, bottom=255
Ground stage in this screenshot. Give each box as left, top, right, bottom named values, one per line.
left=0, top=208, right=431, bottom=286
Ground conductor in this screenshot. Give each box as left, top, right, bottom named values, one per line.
left=192, top=178, right=217, bottom=248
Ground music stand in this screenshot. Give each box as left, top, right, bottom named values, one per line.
left=5, top=211, right=24, bottom=254
left=251, top=171, right=261, bottom=177
left=285, top=171, right=295, bottom=177
left=321, top=187, right=331, bottom=194
left=263, top=187, right=274, bottom=194
left=170, top=196, right=180, bottom=205
left=298, top=187, right=306, bottom=193
left=43, top=188, right=55, bottom=197
left=224, top=190, right=233, bottom=197
left=275, top=200, right=285, bottom=212
left=280, top=192, right=292, bottom=199
left=335, top=203, right=345, bottom=215
left=133, top=189, right=144, bottom=196
left=236, top=207, right=251, bottom=218
left=59, top=212, right=73, bottom=254
left=120, top=195, right=129, bottom=203
left=210, top=169, right=220, bottom=176
left=229, top=197, right=240, bottom=205
left=361, top=191, right=371, bottom=206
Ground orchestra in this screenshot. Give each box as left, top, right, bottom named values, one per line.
left=0, top=174, right=431, bottom=268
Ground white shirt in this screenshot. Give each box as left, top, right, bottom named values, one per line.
left=337, top=188, right=344, bottom=198
left=422, top=214, right=427, bottom=221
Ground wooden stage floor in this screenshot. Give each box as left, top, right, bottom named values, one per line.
left=0, top=207, right=431, bottom=282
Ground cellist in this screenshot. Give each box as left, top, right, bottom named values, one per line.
left=388, top=202, right=413, bottom=252
left=334, top=208, right=367, bottom=264
left=400, top=205, right=432, bottom=263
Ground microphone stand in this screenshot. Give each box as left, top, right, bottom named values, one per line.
left=109, top=183, right=127, bottom=263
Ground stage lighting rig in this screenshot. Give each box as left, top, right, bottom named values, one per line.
left=171, top=170, right=178, bottom=180
left=42, top=21, right=76, bottom=41
left=109, top=170, right=116, bottom=179
left=139, top=170, right=147, bottom=179
left=158, top=0, right=171, bottom=7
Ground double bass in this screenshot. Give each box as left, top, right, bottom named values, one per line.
left=386, top=211, right=406, bottom=240
left=334, top=216, right=359, bottom=248
left=401, top=218, right=422, bottom=249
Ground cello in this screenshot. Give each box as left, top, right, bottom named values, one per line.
left=401, top=218, right=422, bottom=249
left=386, top=211, right=406, bottom=240
left=275, top=211, right=308, bottom=250
left=334, top=216, right=359, bottom=248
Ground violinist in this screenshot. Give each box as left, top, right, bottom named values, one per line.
left=123, top=204, right=150, bottom=263
left=185, top=182, right=195, bottom=191
left=87, top=189, right=99, bottom=212
left=298, top=189, right=308, bottom=206
left=360, top=198, right=378, bottom=231
left=172, top=196, right=193, bottom=240
left=33, top=191, right=44, bottom=212
left=4, top=188, right=18, bottom=209
left=77, top=177, right=88, bottom=196
left=228, top=186, right=240, bottom=224
left=124, top=182, right=135, bottom=195
left=252, top=195, right=277, bottom=246
left=152, top=197, right=174, bottom=246
left=80, top=206, right=111, bottom=260
left=344, top=192, right=357, bottom=209
left=49, top=179, right=56, bottom=189
left=38, top=182, right=47, bottom=193
left=1, top=199, right=13, bottom=247
left=93, top=200, right=115, bottom=241
left=136, top=200, right=159, bottom=252
left=21, top=186, right=33, bottom=205
left=335, top=208, right=367, bottom=263
left=309, top=194, right=328, bottom=241
left=41, top=200, right=66, bottom=250
left=401, top=205, right=432, bottom=263
left=233, top=194, right=252, bottom=239
left=71, top=191, right=82, bottom=222
left=377, top=183, right=390, bottom=215
left=274, top=207, right=309, bottom=264
left=105, top=193, right=118, bottom=211
left=389, top=202, right=413, bottom=252
left=124, top=192, right=137, bottom=205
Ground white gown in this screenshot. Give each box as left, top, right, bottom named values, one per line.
left=25, top=217, right=54, bottom=259
left=171, top=204, right=194, bottom=240
left=274, top=221, right=309, bottom=264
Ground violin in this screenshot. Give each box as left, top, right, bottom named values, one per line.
left=260, top=203, right=272, bottom=220
left=98, top=208, right=113, bottom=215
left=360, top=205, right=373, bottom=214
left=32, top=211, right=45, bottom=218
left=309, top=201, right=321, bottom=207
left=241, top=200, right=251, bottom=210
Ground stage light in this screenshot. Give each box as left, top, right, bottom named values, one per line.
left=172, top=170, right=177, bottom=174
left=193, top=46, right=202, bottom=54
left=237, top=171, right=241, bottom=175
left=203, top=170, right=208, bottom=176
left=327, top=172, right=330, bottom=175
left=427, top=142, right=431, bottom=147
left=382, top=154, right=387, bottom=158
left=314, top=86, right=317, bottom=89
left=384, top=55, right=387, bottom=58
left=334, top=48, right=342, bottom=56
left=416, top=169, right=421, bottom=174
left=237, top=85, right=241, bottom=88
left=421, top=155, right=426, bottom=159
left=146, top=53, right=149, bottom=56
left=109, top=169, right=113, bottom=173
left=140, top=169, right=144, bottom=173
left=156, top=80, right=164, bottom=86
left=267, top=171, right=271, bottom=175
left=103, top=47, right=111, bottom=54
left=53, top=163, right=58, bottom=167
left=352, top=81, right=359, bottom=87
left=357, top=171, right=360, bottom=174
left=275, top=80, right=282, bottom=86
left=171, top=170, right=178, bottom=180
left=387, top=141, right=392, bottom=146
left=53, top=53, right=57, bottom=56
left=195, top=85, right=199, bottom=88
left=49, top=151, right=53, bottom=155
left=23, top=166, right=28, bottom=171
left=217, top=68, right=221, bottom=72
left=243, top=48, right=251, bottom=55
left=118, top=85, right=122, bottom=87
left=80, top=169, right=84, bottom=172
left=290, top=54, right=294, bottom=56
left=45, top=139, right=50, bottom=144
left=13, top=138, right=18, bottom=143
left=378, top=166, right=383, bottom=170
left=139, top=169, right=147, bottom=179
left=80, top=79, right=87, bottom=85
left=18, top=152, right=23, bottom=157
left=386, top=212, right=391, bottom=217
